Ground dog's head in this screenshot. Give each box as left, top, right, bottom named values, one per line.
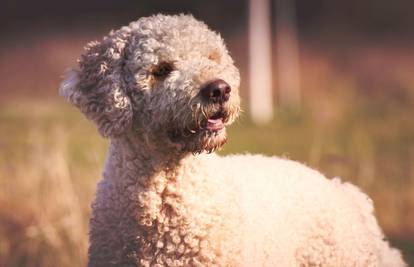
left=60, top=14, right=240, bottom=153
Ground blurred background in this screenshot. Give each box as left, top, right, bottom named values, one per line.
left=1, top=0, right=414, bottom=266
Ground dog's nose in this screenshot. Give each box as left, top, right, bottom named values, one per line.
left=200, top=79, right=231, bottom=103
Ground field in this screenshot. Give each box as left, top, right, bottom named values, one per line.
left=0, top=34, right=414, bottom=266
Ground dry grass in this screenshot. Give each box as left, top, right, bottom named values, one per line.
left=0, top=101, right=106, bottom=267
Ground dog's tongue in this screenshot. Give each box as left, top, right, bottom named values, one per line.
left=207, top=118, right=224, bottom=131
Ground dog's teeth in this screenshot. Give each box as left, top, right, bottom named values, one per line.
left=190, top=130, right=196, bottom=133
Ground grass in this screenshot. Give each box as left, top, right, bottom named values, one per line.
left=0, top=93, right=413, bottom=266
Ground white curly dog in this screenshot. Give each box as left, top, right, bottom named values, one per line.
left=60, top=14, right=406, bottom=267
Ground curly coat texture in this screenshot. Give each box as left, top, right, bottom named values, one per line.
left=60, top=14, right=406, bottom=267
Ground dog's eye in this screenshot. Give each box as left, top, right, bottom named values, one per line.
left=153, top=62, right=173, bottom=78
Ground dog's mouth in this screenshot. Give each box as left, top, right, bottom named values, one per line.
left=166, top=99, right=240, bottom=153
left=203, top=110, right=228, bottom=132
left=167, top=107, right=231, bottom=150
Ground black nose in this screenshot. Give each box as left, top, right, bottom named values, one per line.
left=200, top=79, right=231, bottom=103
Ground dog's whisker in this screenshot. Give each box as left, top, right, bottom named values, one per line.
left=201, top=106, right=208, bottom=120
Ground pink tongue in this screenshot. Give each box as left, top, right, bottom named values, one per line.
left=207, top=118, right=224, bottom=131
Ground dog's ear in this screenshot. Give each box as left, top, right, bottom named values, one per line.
left=59, top=28, right=133, bottom=137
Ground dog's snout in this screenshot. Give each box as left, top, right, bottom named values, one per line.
left=200, top=79, right=231, bottom=103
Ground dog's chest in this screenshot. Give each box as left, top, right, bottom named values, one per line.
left=125, top=165, right=242, bottom=266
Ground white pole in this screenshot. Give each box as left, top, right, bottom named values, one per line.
left=248, top=0, right=273, bottom=124
left=276, top=0, right=301, bottom=108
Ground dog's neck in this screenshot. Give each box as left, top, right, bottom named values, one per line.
left=108, top=133, right=194, bottom=181
left=105, top=134, right=197, bottom=227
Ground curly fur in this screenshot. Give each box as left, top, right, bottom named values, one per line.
left=60, top=14, right=406, bottom=267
